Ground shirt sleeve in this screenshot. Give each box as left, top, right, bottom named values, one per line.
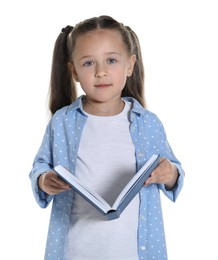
left=29, top=121, right=54, bottom=208
left=154, top=114, right=185, bottom=202
left=158, top=162, right=185, bottom=202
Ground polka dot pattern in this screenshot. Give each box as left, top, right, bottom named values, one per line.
left=29, top=96, right=184, bottom=259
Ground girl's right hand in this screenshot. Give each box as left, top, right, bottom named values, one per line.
left=38, top=170, right=71, bottom=195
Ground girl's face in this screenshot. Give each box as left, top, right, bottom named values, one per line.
left=69, top=29, right=135, bottom=110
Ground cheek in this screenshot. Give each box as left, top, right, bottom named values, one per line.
left=77, top=69, right=93, bottom=81
left=115, top=67, right=129, bottom=83
left=78, top=74, right=92, bottom=87
left=77, top=73, right=93, bottom=92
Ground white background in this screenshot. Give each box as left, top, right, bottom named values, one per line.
left=0, top=0, right=217, bottom=259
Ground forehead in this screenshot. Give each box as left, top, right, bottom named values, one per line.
left=74, top=29, right=127, bottom=54
left=77, top=28, right=121, bottom=39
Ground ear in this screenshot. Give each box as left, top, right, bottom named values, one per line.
left=68, top=62, right=79, bottom=82
left=127, top=54, right=136, bottom=77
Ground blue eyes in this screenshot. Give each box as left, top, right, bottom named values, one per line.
left=107, top=58, right=117, bottom=64
left=83, top=58, right=117, bottom=67
left=83, top=61, right=93, bottom=67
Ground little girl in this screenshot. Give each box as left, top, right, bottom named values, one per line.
left=29, top=15, right=185, bottom=260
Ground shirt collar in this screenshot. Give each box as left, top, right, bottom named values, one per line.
left=66, top=95, right=86, bottom=115
left=122, top=97, right=145, bottom=116
left=66, top=95, right=145, bottom=116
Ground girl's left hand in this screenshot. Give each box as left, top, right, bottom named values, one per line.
left=144, top=158, right=178, bottom=190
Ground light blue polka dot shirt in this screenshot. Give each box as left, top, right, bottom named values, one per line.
left=29, top=96, right=185, bottom=260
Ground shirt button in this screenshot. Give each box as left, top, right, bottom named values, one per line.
left=140, top=245, right=146, bottom=251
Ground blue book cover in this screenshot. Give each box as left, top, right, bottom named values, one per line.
left=54, top=154, right=160, bottom=220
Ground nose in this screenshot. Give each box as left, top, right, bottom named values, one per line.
left=95, top=63, right=107, bottom=78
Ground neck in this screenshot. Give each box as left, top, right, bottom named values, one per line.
left=82, top=97, right=125, bottom=116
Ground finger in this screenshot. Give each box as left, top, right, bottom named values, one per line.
left=46, top=185, right=71, bottom=195
left=50, top=175, right=71, bottom=189
left=45, top=171, right=71, bottom=189
left=144, top=174, right=161, bottom=186
left=42, top=172, right=71, bottom=194
left=144, top=164, right=163, bottom=185
left=144, top=157, right=168, bottom=186
left=44, top=181, right=71, bottom=195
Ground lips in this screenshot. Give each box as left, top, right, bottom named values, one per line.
left=94, top=84, right=112, bottom=88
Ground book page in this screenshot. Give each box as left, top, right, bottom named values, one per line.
left=54, top=165, right=112, bottom=213
left=55, top=154, right=159, bottom=217
left=112, top=154, right=159, bottom=209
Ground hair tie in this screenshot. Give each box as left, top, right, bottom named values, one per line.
left=61, top=25, right=74, bottom=34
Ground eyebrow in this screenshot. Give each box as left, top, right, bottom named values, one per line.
left=79, top=52, right=122, bottom=60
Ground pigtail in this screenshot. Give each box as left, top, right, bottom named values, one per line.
left=122, top=26, right=146, bottom=108
left=49, top=26, right=77, bottom=115
left=48, top=16, right=146, bottom=114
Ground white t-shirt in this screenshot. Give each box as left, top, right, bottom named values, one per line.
left=64, top=100, right=139, bottom=260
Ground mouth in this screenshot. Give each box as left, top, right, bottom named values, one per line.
left=94, top=84, right=112, bottom=88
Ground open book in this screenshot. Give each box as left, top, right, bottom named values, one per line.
left=54, top=154, right=160, bottom=220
